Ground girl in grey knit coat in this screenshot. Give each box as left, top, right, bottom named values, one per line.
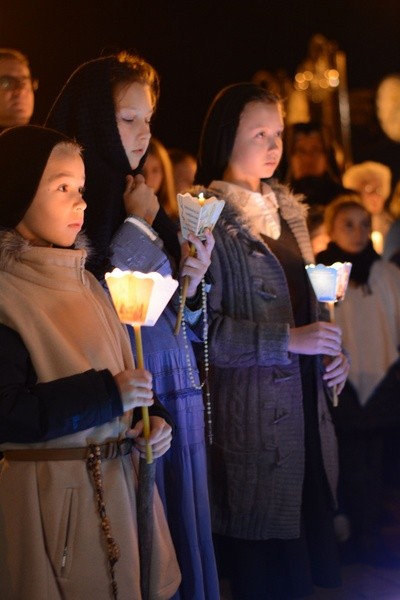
left=195, top=83, right=350, bottom=599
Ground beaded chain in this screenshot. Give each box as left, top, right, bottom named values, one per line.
left=179, top=277, right=213, bottom=445
left=87, top=444, right=121, bottom=600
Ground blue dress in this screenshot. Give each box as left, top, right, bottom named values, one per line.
left=44, top=54, right=219, bottom=599
left=111, top=221, right=220, bottom=600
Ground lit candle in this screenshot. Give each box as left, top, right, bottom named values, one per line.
left=174, top=189, right=225, bottom=334
left=105, top=269, right=178, bottom=462
left=371, top=230, right=383, bottom=255
left=305, top=262, right=352, bottom=407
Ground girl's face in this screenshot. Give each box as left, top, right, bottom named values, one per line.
left=16, top=147, right=86, bottom=247
left=330, top=206, right=371, bottom=254
left=225, top=101, right=284, bottom=191
left=114, top=81, right=154, bottom=170
left=143, top=151, right=163, bottom=193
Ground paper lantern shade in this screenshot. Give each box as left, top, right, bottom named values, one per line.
left=105, top=269, right=178, bottom=326
left=305, top=262, right=352, bottom=303
left=177, top=191, right=225, bottom=241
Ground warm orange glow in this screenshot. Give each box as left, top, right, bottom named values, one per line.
left=105, top=269, right=178, bottom=326
left=371, top=230, right=383, bottom=254
left=105, top=269, right=178, bottom=464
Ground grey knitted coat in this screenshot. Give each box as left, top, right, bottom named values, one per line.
left=206, top=180, right=338, bottom=540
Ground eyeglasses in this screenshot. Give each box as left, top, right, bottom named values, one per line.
left=0, top=75, right=39, bottom=92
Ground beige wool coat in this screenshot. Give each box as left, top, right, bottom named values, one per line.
left=0, top=232, right=180, bottom=600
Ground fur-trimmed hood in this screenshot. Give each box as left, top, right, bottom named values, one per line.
left=0, top=229, right=90, bottom=271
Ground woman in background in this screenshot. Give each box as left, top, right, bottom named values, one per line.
left=143, top=137, right=179, bottom=222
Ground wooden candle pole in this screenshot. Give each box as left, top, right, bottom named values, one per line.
left=134, top=324, right=153, bottom=464
left=327, top=300, right=339, bottom=408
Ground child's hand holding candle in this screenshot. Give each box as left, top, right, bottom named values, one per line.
left=174, top=190, right=222, bottom=334
left=305, top=262, right=352, bottom=406
left=174, top=229, right=215, bottom=334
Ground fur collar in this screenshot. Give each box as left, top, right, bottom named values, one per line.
left=208, top=180, right=308, bottom=244
left=0, top=229, right=90, bottom=270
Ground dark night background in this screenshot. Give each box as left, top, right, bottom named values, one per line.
left=1, top=0, right=400, bottom=158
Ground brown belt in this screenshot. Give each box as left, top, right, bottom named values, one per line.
left=2, top=438, right=134, bottom=462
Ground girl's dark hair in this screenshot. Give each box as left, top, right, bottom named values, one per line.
left=195, top=82, right=281, bottom=186
left=109, top=51, right=160, bottom=107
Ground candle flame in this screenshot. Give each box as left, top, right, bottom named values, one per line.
left=105, top=271, right=154, bottom=324
left=371, top=230, right=383, bottom=254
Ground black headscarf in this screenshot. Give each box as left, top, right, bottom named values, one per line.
left=46, top=55, right=179, bottom=279
left=0, top=125, right=73, bottom=228
left=195, top=82, right=280, bottom=187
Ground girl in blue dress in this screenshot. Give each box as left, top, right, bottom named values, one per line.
left=46, top=52, right=219, bottom=600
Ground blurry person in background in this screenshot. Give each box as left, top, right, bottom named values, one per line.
left=343, top=161, right=393, bottom=253
left=0, top=48, right=37, bottom=131
left=284, top=121, right=348, bottom=208
left=316, top=194, right=400, bottom=568
left=168, top=147, right=197, bottom=194
left=143, top=137, right=179, bottom=221
left=307, top=204, right=330, bottom=256
left=383, top=180, right=400, bottom=262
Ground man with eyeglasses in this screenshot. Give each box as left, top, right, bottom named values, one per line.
left=0, top=48, right=38, bottom=131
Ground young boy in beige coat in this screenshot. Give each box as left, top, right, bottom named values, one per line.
left=0, top=125, right=180, bottom=600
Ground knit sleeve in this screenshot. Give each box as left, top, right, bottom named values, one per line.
left=207, top=234, right=291, bottom=368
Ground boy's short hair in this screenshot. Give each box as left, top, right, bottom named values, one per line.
left=51, top=140, right=82, bottom=158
